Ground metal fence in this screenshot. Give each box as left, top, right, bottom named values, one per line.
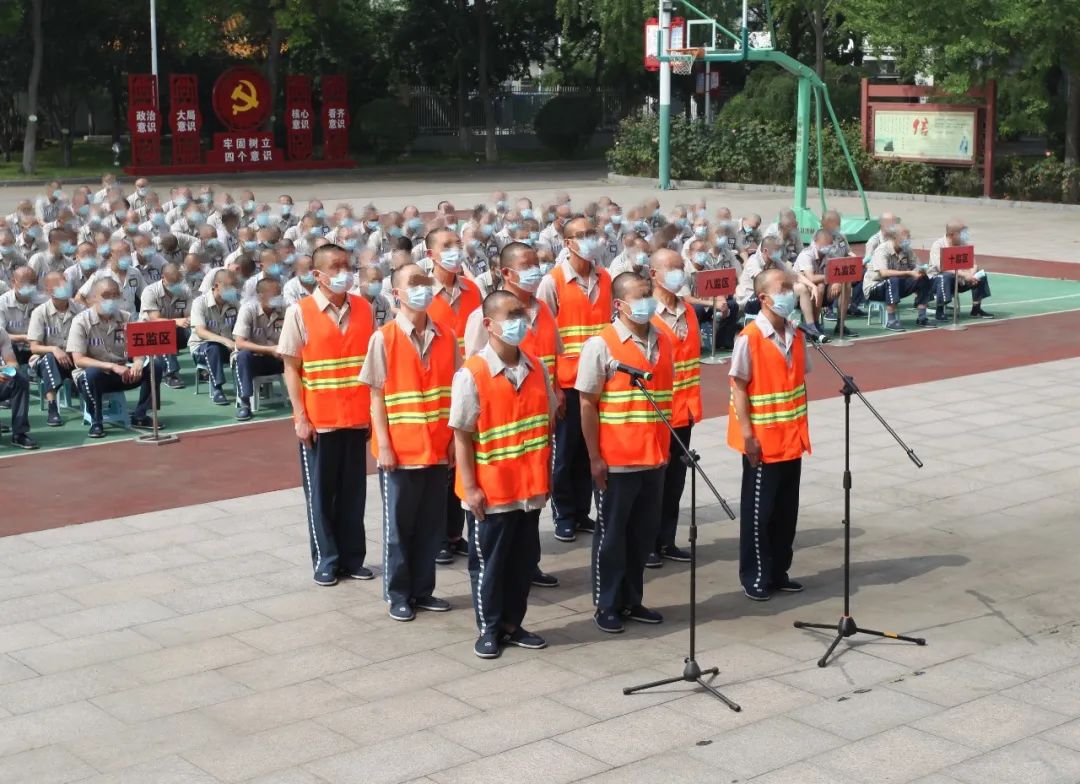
left=408, top=86, right=628, bottom=136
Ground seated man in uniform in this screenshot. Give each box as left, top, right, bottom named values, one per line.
left=355, top=265, right=394, bottom=326
left=794, top=229, right=857, bottom=339
left=232, top=276, right=285, bottom=422
left=929, top=219, right=994, bottom=320
left=68, top=278, right=165, bottom=438
left=0, top=326, right=38, bottom=449
left=190, top=268, right=240, bottom=405
left=283, top=255, right=317, bottom=306
left=0, top=266, right=37, bottom=365
left=28, top=271, right=83, bottom=426
left=140, top=263, right=192, bottom=389
left=864, top=225, right=934, bottom=332
left=763, top=209, right=803, bottom=264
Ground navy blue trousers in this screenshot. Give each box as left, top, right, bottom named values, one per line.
left=935, top=272, right=991, bottom=305
left=78, top=361, right=164, bottom=423
left=192, top=342, right=229, bottom=388
left=233, top=350, right=284, bottom=401
left=0, top=367, right=30, bottom=435
left=381, top=465, right=447, bottom=605
left=299, top=428, right=369, bottom=577
left=35, top=353, right=73, bottom=393
left=739, top=456, right=801, bottom=592
left=551, top=387, right=593, bottom=527
left=164, top=328, right=190, bottom=376
left=468, top=508, right=540, bottom=634
left=867, top=276, right=933, bottom=307
left=593, top=467, right=665, bottom=611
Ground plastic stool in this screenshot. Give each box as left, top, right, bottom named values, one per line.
left=867, top=301, right=887, bottom=326
left=82, top=391, right=130, bottom=429
left=193, top=357, right=210, bottom=395
left=251, top=374, right=289, bottom=413
left=38, top=377, right=75, bottom=412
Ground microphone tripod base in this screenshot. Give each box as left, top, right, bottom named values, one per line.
left=793, top=616, right=926, bottom=668
left=623, top=658, right=741, bottom=712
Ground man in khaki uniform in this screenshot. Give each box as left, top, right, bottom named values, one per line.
left=190, top=268, right=240, bottom=406
left=0, top=266, right=37, bottom=365
left=28, top=271, right=83, bottom=426
left=68, top=278, right=165, bottom=438
left=140, top=263, right=192, bottom=389
left=0, top=326, right=37, bottom=449
left=232, top=277, right=285, bottom=422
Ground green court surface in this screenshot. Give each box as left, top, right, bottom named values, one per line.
left=2, top=272, right=1079, bottom=456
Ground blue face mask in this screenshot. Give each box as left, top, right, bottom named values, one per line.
left=693, top=251, right=710, bottom=267
left=220, top=287, right=240, bottom=303
left=769, top=250, right=783, bottom=263
left=404, top=285, right=434, bottom=311
left=343, top=238, right=359, bottom=251
left=624, top=296, right=657, bottom=325
left=116, top=256, right=132, bottom=272
left=506, top=222, right=520, bottom=233
left=574, top=237, right=599, bottom=261
left=51, top=284, right=72, bottom=300
left=899, top=239, right=912, bottom=251
left=611, top=214, right=623, bottom=225
left=495, top=200, right=508, bottom=211
left=268, top=295, right=285, bottom=309
left=283, top=253, right=297, bottom=266
left=265, top=263, right=284, bottom=279
left=189, top=211, right=205, bottom=225
left=167, top=282, right=186, bottom=296
left=299, top=272, right=316, bottom=285
left=437, top=248, right=463, bottom=272
left=17, top=285, right=36, bottom=299
left=243, top=240, right=257, bottom=251
left=60, top=241, right=76, bottom=255
left=151, top=212, right=166, bottom=226
left=175, top=197, right=189, bottom=208
left=767, top=290, right=796, bottom=319
left=529, top=231, right=540, bottom=243
left=633, top=252, right=649, bottom=268
left=280, top=203, right=292, bottom=215
left=407, top=217, right=423, bottom=232
left=78, top=205, right=91, bottom=217
left=520, top=209, right=535, bottom=220
left=389, top=226, right=404, bottom=238
left=255, top=213, right=271, bottom=227
left=539, top=261, right=554, bottom=276
left=98, top=298, right=120, bottom=316
left=480, top=224, right=494, bottom=238
left=496, top=317, right=527, bottom=347
left=959, top=229, right=970, bottom=244
left=243, top=200, right=256, bottom=213
left=515, top=265, right=543, bottom=292
left=327, top=270, right=353, bottom=294
left=693, top=226, right=707, bottom=238
left=315, top=209, right=327, bottom=220
left=365, top=281, right=383, bottom=298
left=366, top=220, right=380, bottom=231
left=308, top=227, right=323, bottom=238
left=80, top=258, right=98, bottom=272
left=112, top=210, right=126, bottom=221
left=28, top=226, right=43, bottom=239
left=662, top=269, right=686, bottom=293
left=97, top=244, right=111, bottom=257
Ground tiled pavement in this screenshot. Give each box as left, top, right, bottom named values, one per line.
left=2, top=357, right=1080, bottom=783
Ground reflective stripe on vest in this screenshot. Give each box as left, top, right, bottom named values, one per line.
left=520, top=301, right=558, bottom=380
left=552, top=265, right=612, bottom=388
left=426, top=278, right=481, bottom=358
left=650, top=301, right=703, bottom=428
left=298, top=294, right=372, bottom=429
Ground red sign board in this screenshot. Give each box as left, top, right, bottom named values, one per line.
left=126, top=321, right=178, bottom=358
left=694, top=268, right=736, bottom=298
left=826, top=256, right=863, bottom=284
left=212, top=66, right=272, bottom=131
left=286, top=75, right=314, bottom=161
left=206, top=133, right=282, bottom=167
left=127, top=74, right=161, bottom=167
left=169, top=74, right=202, bottom=165
left=644, top=17, right=685, bottom=72
left=940, top=244, right=975, bottom=272
left=321, top=75, right=350, bottom=161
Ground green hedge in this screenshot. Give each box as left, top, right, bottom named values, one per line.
left=607, top=114, right=1080, bottom=204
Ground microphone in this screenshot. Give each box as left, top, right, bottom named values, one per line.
left=609, top=360, right=653, bottom=382
left=794, top=320, right=825, bottom=344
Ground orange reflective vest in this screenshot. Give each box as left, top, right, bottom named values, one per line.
left=552, top=265, right=612, bottom=389
left=299, top=294, right=372, bottom=430
left=726, top=321, right=811, bottom=463
left=370, top=318, right=455, bottom=466
left=427, top=277, right=482, bottom=357
left=651, top=301, right=702, bottom=428
left=597, top=325, right=674, bottom=467
left=454, top=351, right=551, bottom=507
left=521, top=301, right=558, bottom=381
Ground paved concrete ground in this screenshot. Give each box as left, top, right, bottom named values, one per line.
left=3, top=163, right=1080, bottom=262
left=1, top=355, right=1079, bottom=783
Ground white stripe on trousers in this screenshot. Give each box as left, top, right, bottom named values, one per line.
left=299, top=443, right=321, bottom=573
left=593, top=489, right=606, bottom=606
left=473, top=515, right=489, bottom=634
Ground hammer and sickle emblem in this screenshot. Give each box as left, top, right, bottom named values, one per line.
left=230, top=79, right=259, bottom=115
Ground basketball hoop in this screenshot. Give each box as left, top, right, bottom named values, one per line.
left=668, top=47, right=704, bottom=76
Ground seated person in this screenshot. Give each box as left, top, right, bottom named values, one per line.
left=283, top=255, right=316, bottom=306
left=929, top=219, right=993, bottom=320
left=0, top=326, right=38, bottom=449
left=863, top=225, right=933, bottom=331
left=735, top=213, right=762, bottom=263
left=231, top=277, right=285, bottom=421
left=242, top=248, right=289, bottom=303
left=821, top=209, right=866, bottom=318
left=68, top=278, right=165, bottom=438
left=28, top=271, right=84, bottom=426
left=737, top=236, right=821, bottom=336
left=355, top=264, right=394, bottom=326
left=0, top=266, right=37, bottom=365
left=608, top=235, right=650, bottom=278
left=140, top=262, right=192, bottom=389
left=77, top=240, right=145, bottom=314
left=190, top=268, right=240, bottom=405
left=683, top=239, right=741, bottom=350
left=763, top=209, right=803, bottom=263
left=65, top=242, right=101, bottom=294
left=863, top=211, right=900, bottom=261
left=794, top=229, right=857, bottom=338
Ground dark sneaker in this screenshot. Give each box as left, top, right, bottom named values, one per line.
left=414, top=596, right=451, bottom=612
left=884, top=318, right=905, bottom=332
left=645, top=551, right=663, bottom=569
left=847, top=306, right=867, bottom=318
left=342, top=566, right=374, bottom=580
left=935, top=306, right=949, bottom=322
left=594, top=609, right=625, bottom=634
left=971, top=306, right=995, bottom=319
left=235, top=404, right=252, bottom=421
left=46, top=403, right=62, bottom=427
left=501, top=628, right=547, bottom=649
left=389, top=603, right=415, bottom=622
left=434, top=547, right=454, bottom=565
left=623, top=605, right=663, bottom=624
left=914, top=316, right=936, bottom=328
left=832, top=325, right=859, bottom=337
left=11, top=433, right=38, bottom=450
left=130, top=415, right=161, bottom=431
left=743, top=584, right=772, bottom=601
left=313, top=571, right=338, bottom=587
left=822, top=307, right=838, bottom=322
left=531, top=569, right=559, bottom=588
left=451, top=538, right=469, bottom=556
left=88, top=422, right=105, bottom=439
left=211, top=389, right=229, bottom=406
left=554, top=521, right=577, bottom=543
left=576, top=517, right=596, bottom=534
left=474, top=632, right=501, bottom=659
left=774, top=578, right=804, bottom=593
left=661, top=545, right=692, bottom=563
left=164, top=374, right=186, bottom=389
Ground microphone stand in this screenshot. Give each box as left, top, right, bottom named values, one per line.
left=621, top=374, right=741, bottom=712
left=792, top=337, right=926, bottom=667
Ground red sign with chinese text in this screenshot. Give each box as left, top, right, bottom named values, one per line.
left=694, top=268, right=737, bottom=298
left=321, top=75, right=350, bottom=161
left=126, top=321, right=178, bottom=358
left=127, top=74, right=161, bottom=167
left=940, top=245, right=975, bottom=271
left=286, top=75, right=314, bottom=161
left=206, top=133, right=281, bottom=167
left=212, top=67, right=272, bottom=131
left=826, top=256, right=863, bottom=284
left=169, top=74, right=202, bottom=165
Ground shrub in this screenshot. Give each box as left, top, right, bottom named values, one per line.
left=606, top=113, right=660, bottom=177
left=943, top=168, right=984, bottom=197
left=534, top=94, right=600, bottom=158
left=355, top=98, right=417, bottom=160
left=998, top=156, right=1080, bottom=203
